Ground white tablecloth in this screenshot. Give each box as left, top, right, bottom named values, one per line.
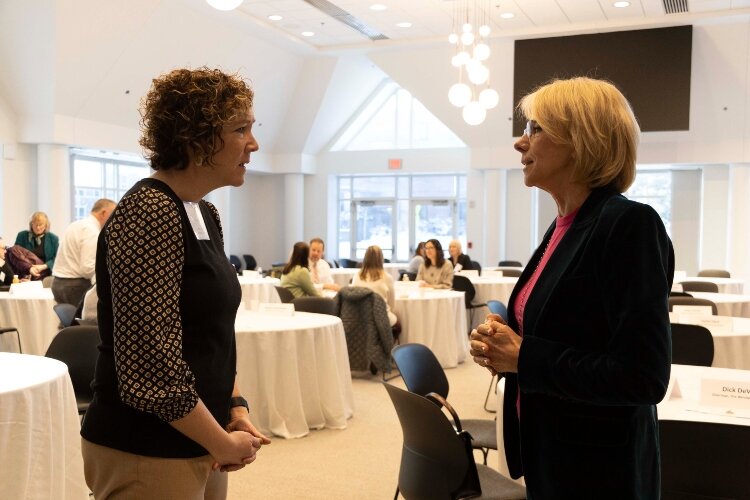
left=468, top=276, right=518, bottom=327
left=0, top=290, right=60, bottom=355
left=393, top=284, right=468, bottom=368
left=674, top=277, right=745, bottom=294
left=0, top=353, right=88, bottom=500
left=330, top=268, right=357, bottom=288
left=237, top=276, right=281, bottom=309
left=691, top=292, right=750, bottom=318
left=234, top=310, right=354, bottom=439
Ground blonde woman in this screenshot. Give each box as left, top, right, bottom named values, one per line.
left=15, top=211, right=59, bottom=277
left=351, top=245, right=397, bottom=326
left=447, top=239, right=472, bottom=271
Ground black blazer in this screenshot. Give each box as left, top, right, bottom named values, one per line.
left=0, top=260, right=14, bottom=286
left=452, top=253, right=473, bottom=271
left=503, top=187, right=674, bottom=499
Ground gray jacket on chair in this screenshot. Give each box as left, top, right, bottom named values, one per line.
left=334, top=286, right=393, bottom=372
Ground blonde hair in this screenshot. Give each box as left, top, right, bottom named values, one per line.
left=449, top=239, right=462, bottom=253
left=29, top=212, right=50, bottom=232
left=517, top=77, right=639, bottom=193
left=359, top=245, right=385, bottom=282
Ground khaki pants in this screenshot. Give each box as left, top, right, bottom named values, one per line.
left=82, top=439, right=228, bottom=500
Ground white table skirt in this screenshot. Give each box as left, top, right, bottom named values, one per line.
left=468, top=276, right=518, bottom=328
left=234, top=310, right=354, bottom=439
left=674, top=277, right=745, bottom=294
left=237, top=276, right=281, bottom=309
left=393, top=285, right=468, bottom=368
left=330, top=268, right=357, bottom=288
left=691, top=292, right=750, bottom=318
left=0, top=353, right=88, bottom=500
left=0, top=290, right=60, bottom=355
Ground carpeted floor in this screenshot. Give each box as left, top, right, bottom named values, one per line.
left=227, top=359, right=499, bottom=499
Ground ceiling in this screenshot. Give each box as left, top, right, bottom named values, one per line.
left=237, top=0, right=750, bottom=49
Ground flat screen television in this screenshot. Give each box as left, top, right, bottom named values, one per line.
left=513, top=25, right=692, bottom=135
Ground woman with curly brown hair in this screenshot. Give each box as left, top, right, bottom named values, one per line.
left=80, top=67, right=269, bottom=499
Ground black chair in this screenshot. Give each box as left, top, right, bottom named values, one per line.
left=660, top=420, right=750, bottom=500
left=392, top=343, right=498, bottom=465
left=383, top=383, right=526, bottom=500
left=498, top=260, right=522, bottom=267
left=501, top=268, right=522, bottom=277
left=398, top=270, right=417, bottom=282
left=452, top=274, right=487, bottom=331
left=679, top=281, right=719, bottom=293
left=243, top=254, right=257, bottom=271
left=697, top=269, right=731, bottom=278
left=339, top=258, right=359, bottom=269
left=470, top=260, right=482, bottom=276
left=274, top=286, right=295, bottom=304
left=53, top=303, right=78, bottom=328
left=0, top=326, right=22, bottom=353
left=333, top=260, right=340, bottom=268
left=229, top=255, right=242, bottom=273
left=669, top=291, right=693, bottom=297
left=668, top=296, right=718, bottom=315
left=291, top=296, right=337, bottom=315
left=670, top=323, right=714, bottom=366
left=44, top=325, right=100, bottom=415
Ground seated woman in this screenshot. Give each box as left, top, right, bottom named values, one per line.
left=15, top=211, right=59, bottom=278
left=351, top=245, right=397, bottom=326
left=448, top=239, right=472, bottom=272
left=417, top=239, right=453, bottom=289
left=280, top=241, right=321, bottom=298
left=406, top=241, right=425, bottom=275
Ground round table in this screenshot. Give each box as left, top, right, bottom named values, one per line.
left=691, top=292, right=750, bottom=318
left=234, top=310, right=354, bottom=439
left=675, top=277, right=745, bottom=294
left=0, top=290, right=60, bottom=355
left=468, top=276, right=518, bottom=327
left=0, top=353, right=88, bottom=500
left=671, top=316, right=750, bottom=370
left=393, top=284, right=468, bottom=368
left=237, top=276, right=281, bottom=309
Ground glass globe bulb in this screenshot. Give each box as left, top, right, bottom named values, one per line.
left=467, top=64, right=489, bottom=85
left=479, top=24, right=491, bottom=37
left=479, top=88, right=500, bottom=109
left=448, top=83, right=472, bottom=108
left=465, top=58, right=481, bottom=73
left=463, top=101, right=487, bottom=126
left=448, top=33, right=459, bottom=44
left=473, top=43, right=490, bottom=61
left=462, top=23, right=473, bottom=33
left=454, top=51, right=470, bottom=66
left=206, top=0, right=243, bottom=10
left=460, top=32, right=475, bottom=46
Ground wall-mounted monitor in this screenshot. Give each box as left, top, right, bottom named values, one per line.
left=513, top=25, right=692, bottom=135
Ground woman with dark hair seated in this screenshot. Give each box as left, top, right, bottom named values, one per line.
left=280, top=242, right=321, bottom=298
left=406, top=241, right=425, bottom=274
left=416, top=239, right=453, bottom=289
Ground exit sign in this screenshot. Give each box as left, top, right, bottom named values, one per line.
left=388, top=158, right=402, bottom=170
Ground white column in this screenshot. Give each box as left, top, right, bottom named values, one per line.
left=700, top=165, right=730, bottom=271
left=36, top=144, right=71, bottom=227
left=481, top=169, right=504, bottom=267
left=727, top=163, right=750, bottom=293
left=284, top=173, right=304, bottom=252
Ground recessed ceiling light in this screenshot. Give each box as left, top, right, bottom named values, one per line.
left=500, top=12, right=514, bottom=19
left=268, top=14, right=282, bottom=21
left=370, top=3, right=387, bottom=11
left=396, top=22, right=412, bottom=28
left=301, top=31, right=315, bottom=37
left=613, top=1, right=630, bottom=7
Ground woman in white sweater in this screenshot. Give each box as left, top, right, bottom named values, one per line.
left=351, top=245, right=397, bottom=326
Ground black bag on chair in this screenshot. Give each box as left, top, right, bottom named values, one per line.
left=456, top=429, right=482, bottom=499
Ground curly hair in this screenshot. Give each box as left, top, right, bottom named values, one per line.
left=139, top=67, right=254, bottom=171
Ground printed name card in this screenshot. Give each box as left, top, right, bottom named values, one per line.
left=672, top=305, right=713, bottom=319
left=242, top=270, right=259, bottom=279
left=457, top=270, right=479, bottom=278
left=257, top=303, right=295, bottom=316
left=482, top=270, right=504, bottom=278
left=671, top=283, right=684, bottom=293
left=692, top=315, right=733, bottom=333
left=700, top=379, right=750, bottom=410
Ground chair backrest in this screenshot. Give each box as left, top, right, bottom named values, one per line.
left=660, top=420, right=750, bottom=500
left=680, top=281, right=719, bottom=293
left=669, top=291, right=693, bottom=298
left=697, top=269, right=731, bottom=278
left=243, top=254, right=257, bottom=271
left=668, top=296, right=718, bottom=315
left=44, top=325, right=100, bottom=408
left=398, top=270, right=417, bottom=282
left=339, top=258, right=359, bottom=269
left=0, top=327, right=22, bottom=353
left=502, top=268, right=522, bottom=277
left=274, top=285, right=295, bottom=304
left=470, top=260, right=482, bottom=275
left=383, top=383, right=470, bottom=500
left=451, top=274, right=476, bottom=308
left=498, top=260, right=523, bottom=267
left=486, top=300, right=509, bottom=322
left=53, top=303, right=78, bottom=328
left=670, top=323, right=714, bottom=366
left=291, top=296, right=337, bottom=315
left=229, top=255, right=242, bottom=273
left=391, top=343, right=449, bottom=400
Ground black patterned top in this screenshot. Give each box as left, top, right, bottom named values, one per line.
left=81, top=178, right=242, bottom=458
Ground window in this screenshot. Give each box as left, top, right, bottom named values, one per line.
left=626, top=170, right=672, bottom=235
left=70, top=149, right=150, bottom=220
left=331, top=81, right=465, bottom=151
left=337, top=174, right=467, bottom=262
